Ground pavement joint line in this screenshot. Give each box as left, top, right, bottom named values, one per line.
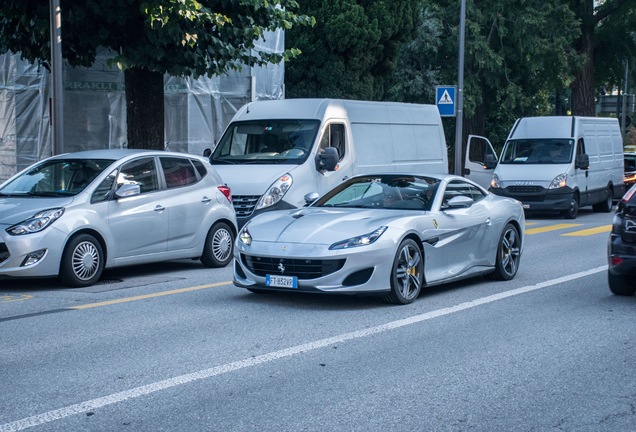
left=0, top=281, right=233, bottom=322
left=0, top=264, right=608, bottom=432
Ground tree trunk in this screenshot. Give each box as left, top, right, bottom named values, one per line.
left=570, top=1, right=596, bottom=116
left=125, top=67, right=164, bottom=150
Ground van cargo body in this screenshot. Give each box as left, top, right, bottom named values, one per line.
left=208, top=99, right=449, bottom=227
left=489, top=116, right=625, bottom=219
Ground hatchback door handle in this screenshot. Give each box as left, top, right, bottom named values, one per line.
left=201, top=196, right=212, bottom=203
left=154, top=205, right=165, bottom=212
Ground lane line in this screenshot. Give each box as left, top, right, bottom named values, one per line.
left=0, top=282, right=233, bottom=323
left=68, top=281, right=233, bottom=309
left=561, top=225, right=612, bottom=237
left=525, top=223, right=582, bottom=235
left=524, top=222, right=538, bottom=226
left=0, top=265, right=608, bottom=432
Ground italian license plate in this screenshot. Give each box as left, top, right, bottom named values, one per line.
left=266, top=275, right=298, bottom=288
left=522, top=204, right=530, bottom=209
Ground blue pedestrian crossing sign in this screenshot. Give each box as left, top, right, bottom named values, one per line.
left=436, top=86, right=456, bottom=117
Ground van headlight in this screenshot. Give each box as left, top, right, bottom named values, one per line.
left=329, top=227, right=387, bottom=250
left=255, top=174, right=293, bottom=210
left=549, top=173, right=567, bottom=189
left=7, top=208, right=65, bottom=235
left=491, top=174, right=501, bottom=188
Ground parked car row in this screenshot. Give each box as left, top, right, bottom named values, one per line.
left=0, top=98, right=632, bottom=303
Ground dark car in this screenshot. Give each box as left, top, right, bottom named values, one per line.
left=608, top=183, right=636, bottom=295
left=625, top=152, right=636, bottom=190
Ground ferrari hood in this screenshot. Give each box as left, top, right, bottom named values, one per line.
left=246, top=207, right=407, bottom=245
left=212, top=164, right=299, bottom=196
left=0, top=196, right=74, bottom=225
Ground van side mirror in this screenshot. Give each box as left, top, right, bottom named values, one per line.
left=484, top=154, right=497, bottom=169
left=576, top=153, right=589, bottom=170
left=304, top=192, right=320, bottom=206
left=315, top=147, right=339, bottom=172
left=115, top=183, right=140, bottom=198
left=203, top=148, right=212, bottom=158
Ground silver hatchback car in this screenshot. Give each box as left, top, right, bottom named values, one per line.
left=0, top=150, right=237, bottom=287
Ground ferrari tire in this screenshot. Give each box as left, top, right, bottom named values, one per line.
left=201, top=222, right=234, bottom=268
left=608, top=271, right=636, bottom=296
left=384, top=238, right=424, bottom=305
left=58, top=234, right=104, bottom=288
left=485, top=223, right=521, bottom=281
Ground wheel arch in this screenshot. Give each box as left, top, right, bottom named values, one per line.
left=62, top=228, right=108, bottom=266
left=211, top=218, right=237, bottom=237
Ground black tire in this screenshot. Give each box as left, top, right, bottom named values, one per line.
left=593, top=188, right=613, bottom=213
left=485, top=223, right=521, bottom=281
left=562, top=193, right=579, bottom=219
left=201, top=222, right=234, bottom=268
left=247, top=288, right=276, bottom=295
left=383, top=239, right=424, bottom=305
left=58, top=234, right=104, bottom=288
left=608, top=271, right=636, bottom=296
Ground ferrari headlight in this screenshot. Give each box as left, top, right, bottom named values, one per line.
left=329, top=226, right=388, bottom=250
left=549, top=173, right=567, bottom=189
left=491, top=174, right=501, bottom=189
left=255, top=174, right=293, bottom=211
left=238, top=223, right=252, bottom=246
left=7, top=208, right=65, bottom=235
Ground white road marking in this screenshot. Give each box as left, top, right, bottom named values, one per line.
left=0, top=265, right=608, bottom=432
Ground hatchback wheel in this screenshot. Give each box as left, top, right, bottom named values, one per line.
left=201, top=222, right=234, bottom=268
left=384, top=239, right=424, bottom=305
left=59, top=234, right=104, bottom=287
left=485, top=223, right=521, bottom=281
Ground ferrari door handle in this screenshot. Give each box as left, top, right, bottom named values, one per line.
left=154, top=205, right=165, bottom=212
left=201, top=196, right=212, bottom=203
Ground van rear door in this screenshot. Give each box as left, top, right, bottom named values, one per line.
left=465, top=135, right=498, bottom=189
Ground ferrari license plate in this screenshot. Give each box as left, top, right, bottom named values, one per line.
left=266, top=275, right=298, bottom=288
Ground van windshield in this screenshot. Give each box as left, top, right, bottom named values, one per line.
left=210, top=120, right=320, bottom=165
left=500, top=139, right=575, bottom=164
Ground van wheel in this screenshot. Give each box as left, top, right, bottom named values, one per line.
left=58, top=234, right=104, bottom=288
left=562, top=194, right=579, bottom=219
left=201, top=222, right=234, bottom=268
left=608, top=271, right=636, bottom=296
left=593, top=188, right=613, bottom=213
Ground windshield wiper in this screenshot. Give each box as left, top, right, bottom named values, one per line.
left=26, top=191, right=73, bottom=197
left=210, top=159, right=238, bottom=164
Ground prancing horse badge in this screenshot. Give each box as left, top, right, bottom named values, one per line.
left=282, top=245, right=287, bottom=251
left=433, top=220, right=438, bottom=228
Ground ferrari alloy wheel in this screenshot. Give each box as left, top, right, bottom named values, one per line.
left=486, top=223, right=521, bottom=281
left=384, top=238, right=424, bottom=305
left=58, top=234, right=104, bottom=287
left=202, top=222, right=235, bottom=268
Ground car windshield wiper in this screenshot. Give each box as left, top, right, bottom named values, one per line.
left=210, top=159, right=238, bottom=164
left=26, top=191, right=73, bottom=197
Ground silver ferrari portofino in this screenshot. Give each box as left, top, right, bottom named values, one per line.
left=234, top=173, right=524, bottom=304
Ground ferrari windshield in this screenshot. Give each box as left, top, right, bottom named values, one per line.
left=500, top=139, right=575, bottom=164
left=210, top=120, right=320, bottom=165
left=314, top=175, right=441, bottom=211
left=0, top=159, right=115, bottom=197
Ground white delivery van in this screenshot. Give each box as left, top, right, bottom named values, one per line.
left=207, top=98, right=452, bottom=227
left=485, top=116, right=625, bottom=219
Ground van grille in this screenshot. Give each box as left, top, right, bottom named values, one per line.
left=241, top=254, right=346, bottom=280
left=233, top=195, right=260, bottom=217
left=0, top=243, right=10, bottom=265
left=507, top=186, right=545, bottom=194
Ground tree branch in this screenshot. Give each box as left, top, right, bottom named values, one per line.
left=594, top=0, right=630, bottom=24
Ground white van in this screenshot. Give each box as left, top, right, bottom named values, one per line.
left=207, top=99, right=451, bottom=227
left=484, top=116, right=625, bottom=219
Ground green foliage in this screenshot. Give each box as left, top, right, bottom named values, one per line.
left=285, top=0, right=419, bottom=100
left=0, top=0, right=315, bottom=78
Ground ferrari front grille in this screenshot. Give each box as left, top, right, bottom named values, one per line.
left=241, top=254, right=346, bottom=280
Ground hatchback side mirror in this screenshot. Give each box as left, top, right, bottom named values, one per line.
left=115, top=183, right=140, bottom=198
left=484, top=154, right=497, bottom=169
left=315, top=147, right=339, bottom=172
left=576, top=153, right=589, bottom=170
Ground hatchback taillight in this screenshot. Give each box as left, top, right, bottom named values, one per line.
left=218, top=186, right=232, bottom=203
